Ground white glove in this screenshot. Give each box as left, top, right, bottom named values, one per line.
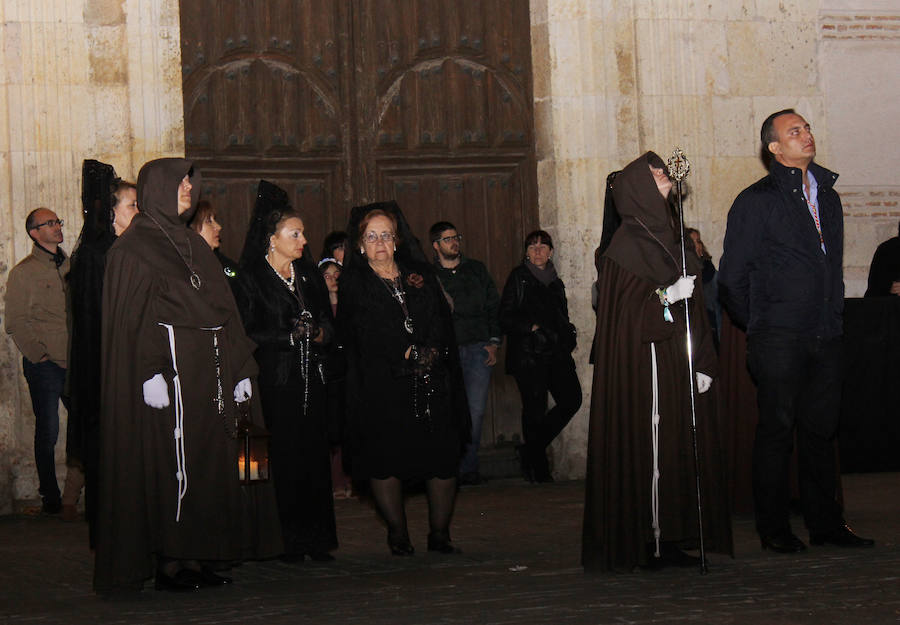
left=143, top=373, right=170, bottom=409
left=234, top=378, right=252, bottom=402
left=665, top=275, right=696, bottom=304
left=696, top=372, right=712, bottom=394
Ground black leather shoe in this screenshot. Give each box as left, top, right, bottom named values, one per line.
left=198, top=567, right=232, bottom=585
left=306, top=551, right=335, bottom=562
left=427, top=532, right=462, bottom=554
left=760, top=532, right=807, bottom=553
left=515, top=445, right=535, bottom=483
left=155, top=569, right=201, bottom=592
left=387, top=530, right=415, bottom=556
left=41, top=500, right=62, bottom=515
left=810, top=524, right=874, bottom=548
left=641, top=543, right=703, bottom=569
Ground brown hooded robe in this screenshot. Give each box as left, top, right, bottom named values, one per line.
left=94, top=159, right=280, bottom=593
left=582, top=152, right=733, bottom=572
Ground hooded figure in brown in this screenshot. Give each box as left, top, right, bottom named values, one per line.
left=582, top=152, right=732, bottom=572
left=94, top=158, right=281, bottom=593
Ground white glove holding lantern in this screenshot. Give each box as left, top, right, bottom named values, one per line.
left=665, top=275, right=696, bottom=304
left=234, top=378, right=252, bottom=402
left=696, top=372, right=712, bottom=394
left=142, top=373, right=170, bottom=408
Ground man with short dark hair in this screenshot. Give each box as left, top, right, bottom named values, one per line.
left=430, top=221, right=501, bottom=486
left=5, top=207, right=70, bottom=514
left=719, top=109, right=873, bottom=553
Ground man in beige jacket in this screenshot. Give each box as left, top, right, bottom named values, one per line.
left=5, top=207, right=70, bottom=514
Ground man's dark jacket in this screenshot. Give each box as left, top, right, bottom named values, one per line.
left=434, top=256, right=501, bottom=346
left=718, top=160, right=844, bottom=338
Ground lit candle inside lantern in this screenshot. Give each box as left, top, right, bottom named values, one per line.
left=237, top=455, right=260, bottom=481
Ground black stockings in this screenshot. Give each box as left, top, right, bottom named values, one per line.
left=369, top=476, right=458, bottom=543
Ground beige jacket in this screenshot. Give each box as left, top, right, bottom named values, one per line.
left=4, top=244, right=70, bottom=367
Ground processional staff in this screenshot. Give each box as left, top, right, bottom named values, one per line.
left=666, top=147, right=708, bottom=575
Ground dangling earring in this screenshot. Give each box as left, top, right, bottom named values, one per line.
left=359, top=247, right=365, bottom=254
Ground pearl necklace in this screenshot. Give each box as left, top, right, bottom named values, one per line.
left=266, top=254, right=295, bottom=290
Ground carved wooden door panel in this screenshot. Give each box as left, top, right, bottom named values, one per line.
left=180, top=0, right=536, bottom=449
left=180, top=1, right=353, bottom=257
left=351, top=0, right=537, bottom=447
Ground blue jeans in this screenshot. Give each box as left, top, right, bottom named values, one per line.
left=22, top=358, right=67, bottom=505
left=457, top=342, right=494, bottom=475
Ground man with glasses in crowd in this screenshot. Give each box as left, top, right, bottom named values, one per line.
left=5, top=208, right=70, bottom=514
left=430, top=221, right=501, bottom=486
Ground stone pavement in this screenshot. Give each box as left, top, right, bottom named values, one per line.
left=1, top=473, right=897, bottom=625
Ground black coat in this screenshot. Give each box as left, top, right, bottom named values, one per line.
left=338, top=259, right=467, bottom=480
left=865, top=236, right=900, bottom=297
left=499, top=263, right=576, bottom=375
left=234, top=258, right=332, bottom=387
left=718, top=160, right=844, bottom=338
left=233, top=257, right=338, bottom=556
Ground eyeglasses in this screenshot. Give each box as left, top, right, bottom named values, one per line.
left=364, top=231, right=395, bottom=244
left=33, top=219, right=64, bottom=229
left=436, top=234, right=462, bottom=244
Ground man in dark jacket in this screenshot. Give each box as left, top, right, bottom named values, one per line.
left=431, top=222, right=501, bottom=486
left=719, top=109, right=873, bottom=553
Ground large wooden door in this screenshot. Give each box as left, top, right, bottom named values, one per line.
left=180, top=0, right=537, bottom=449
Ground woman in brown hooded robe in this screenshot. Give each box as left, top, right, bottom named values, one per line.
left=582, top=152, right=732, bottom=572
left=94, top=158, right=280, bottom=593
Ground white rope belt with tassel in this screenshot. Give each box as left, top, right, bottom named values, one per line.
left=158, top=323, right=223, bottom=522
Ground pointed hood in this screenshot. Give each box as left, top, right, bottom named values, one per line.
left=137, top=158, right=202, bottom=226
left=134, top=158, right=202, bottom=261
left=603, top=152, right=698, bottom=285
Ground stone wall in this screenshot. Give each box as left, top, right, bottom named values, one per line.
left=0, top=0, right=183, bottom=513
left=531, top=0, right=900, bottom=479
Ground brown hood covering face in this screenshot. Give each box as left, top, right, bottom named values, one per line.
left=603, top=151, right=699, bottom=286
left=117, top=158, right=234, bottom=327
left=137, top=157, right=202, bottom=226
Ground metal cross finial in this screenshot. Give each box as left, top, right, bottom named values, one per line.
left=667, top=147, right=691, bottom=182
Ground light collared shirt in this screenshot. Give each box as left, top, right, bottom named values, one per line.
left=803, top=169, right=826, bottom=254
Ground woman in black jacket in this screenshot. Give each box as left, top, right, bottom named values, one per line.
left=499, top=230, right=581, bottom=482
left=233, top=180, right=337, bottom=562
left=339, top=202, right=467, bottom=555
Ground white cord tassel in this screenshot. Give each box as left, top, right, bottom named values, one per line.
left=160, top=323, right=188, bottom=522
left=650, top=342, right=661, bottom=558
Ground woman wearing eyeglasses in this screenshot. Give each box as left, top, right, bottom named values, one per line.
left=338, top=202, right=467, bottom=556
left=233, top=181, right=337, bottom=563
